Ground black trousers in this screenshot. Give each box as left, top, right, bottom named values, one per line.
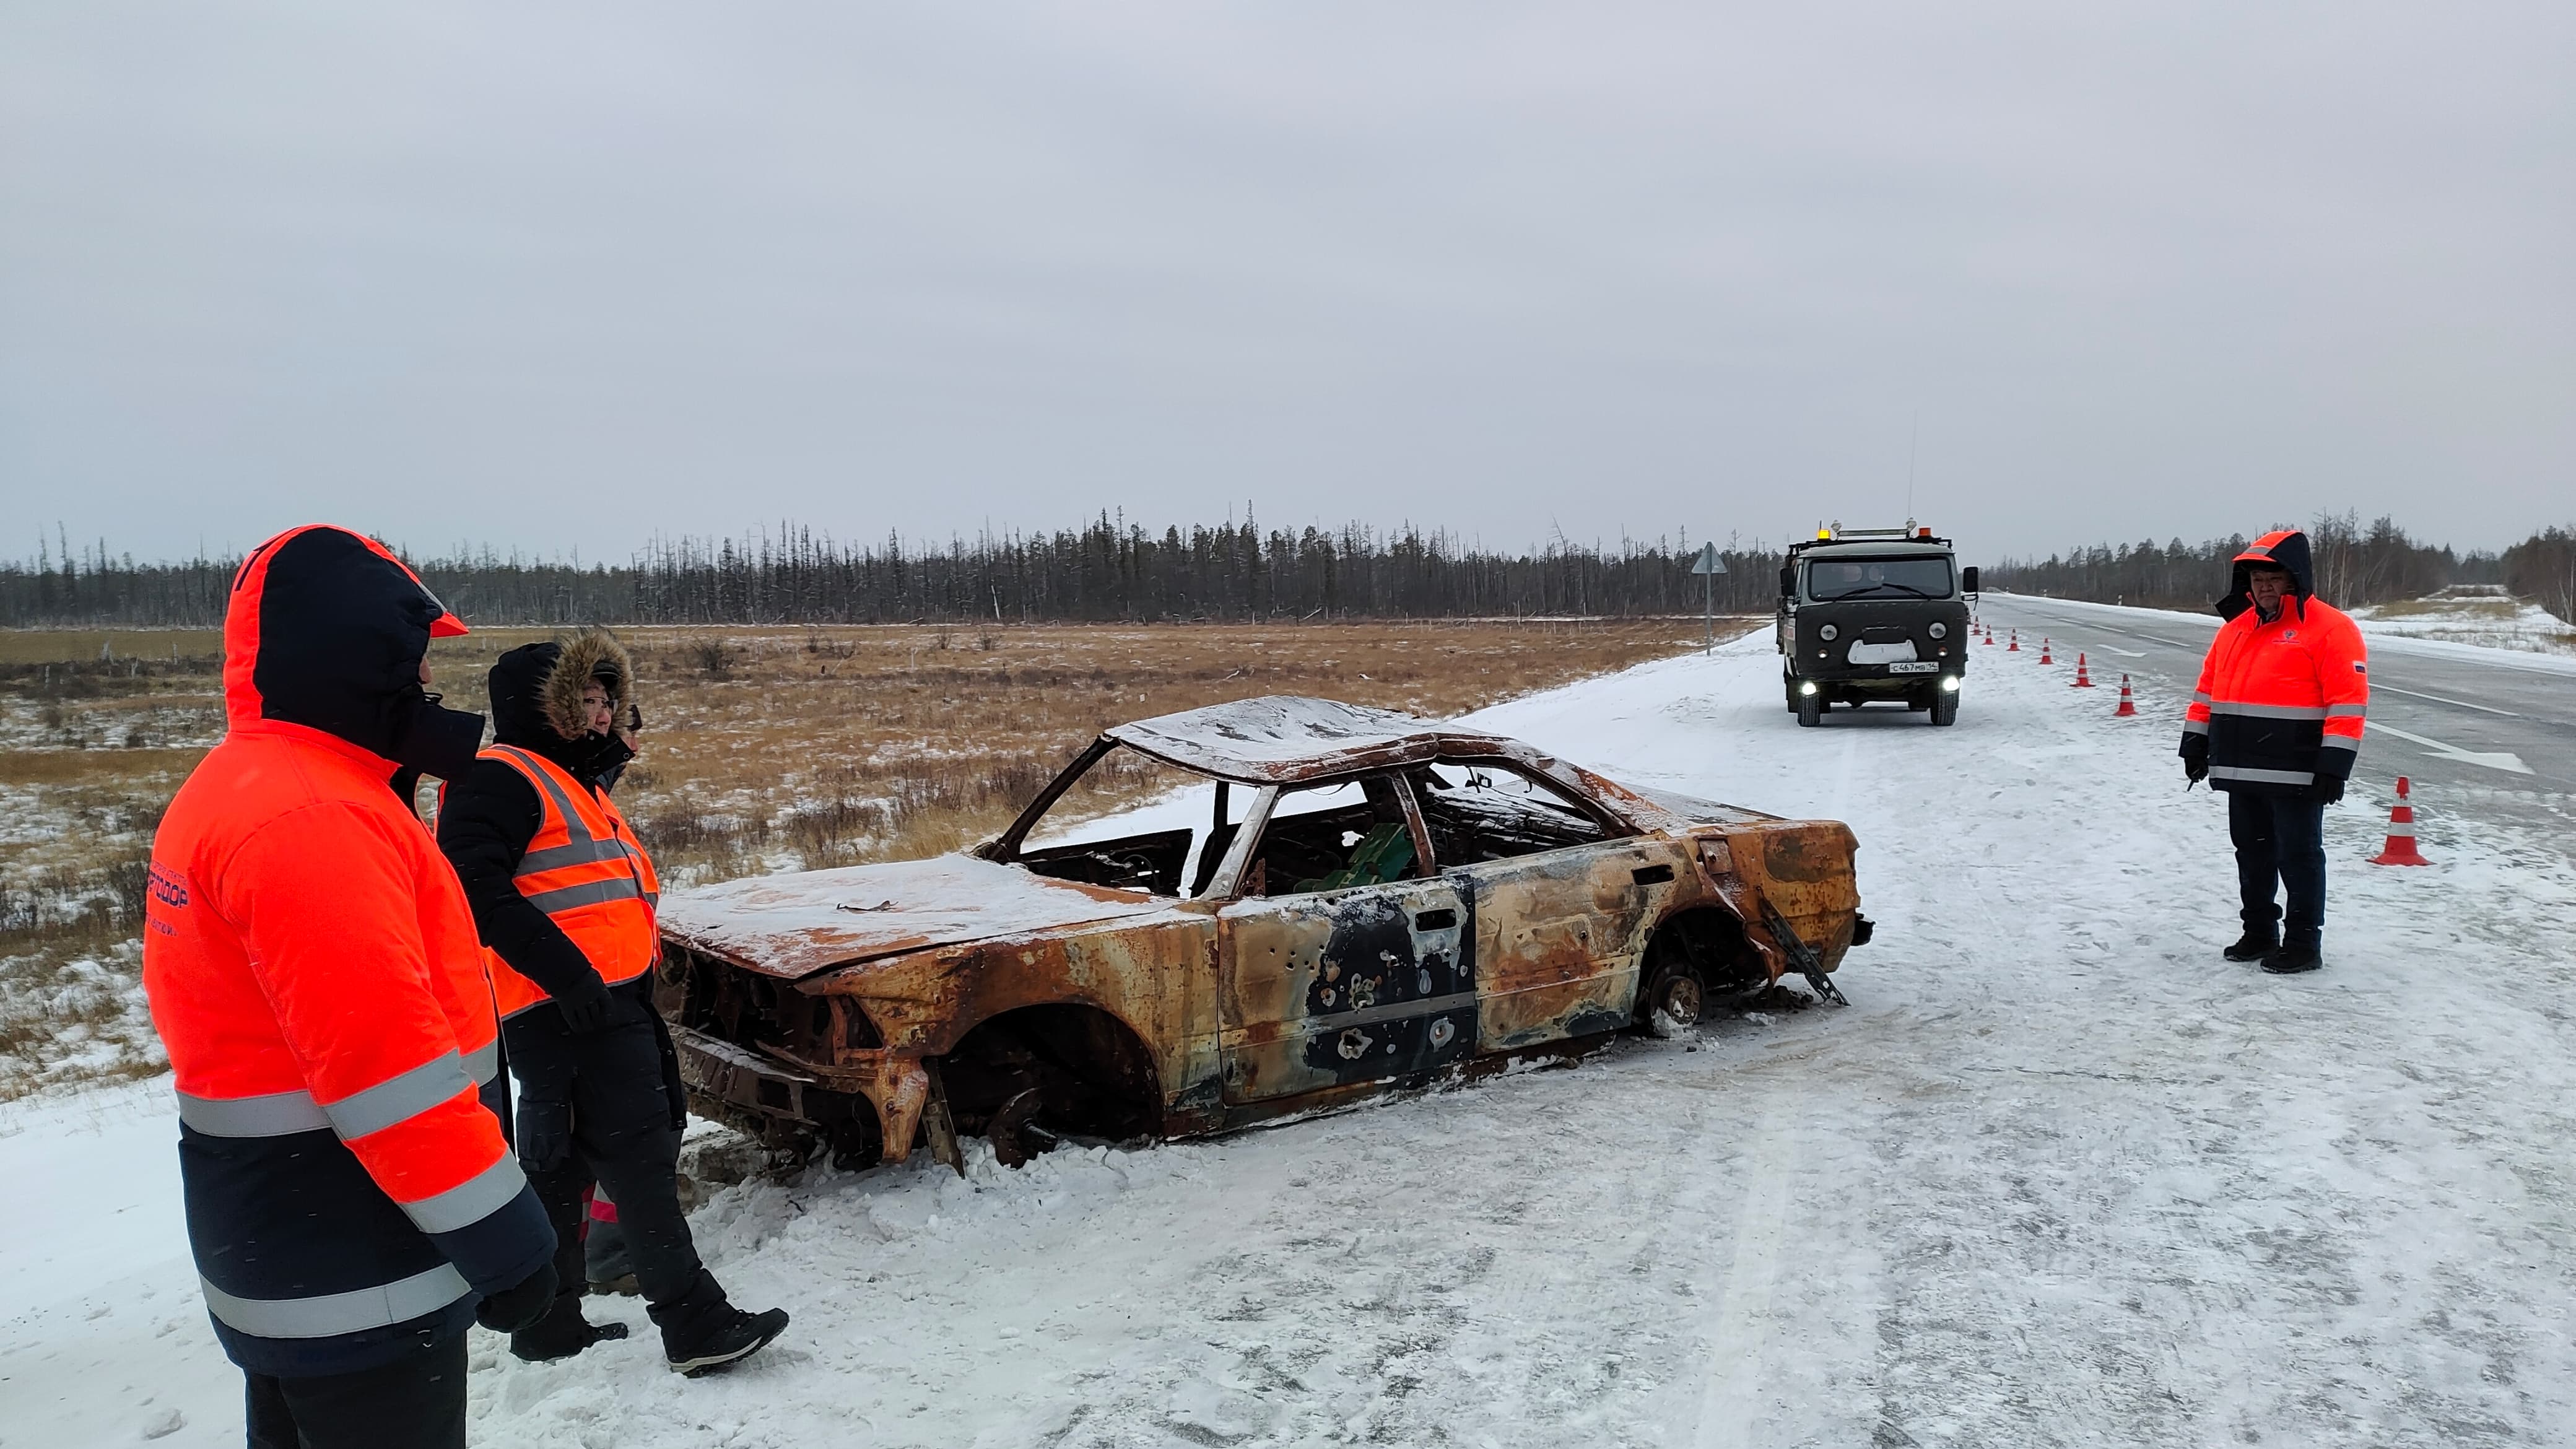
left=508, top=984, right=719, bottom=1330
left=2227, top=788, right=2328, bottom=947
left=245, top=1332, right=465, bottom=1449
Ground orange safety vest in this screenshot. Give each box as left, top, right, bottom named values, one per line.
left=479, top=744, right=662, bottom=1018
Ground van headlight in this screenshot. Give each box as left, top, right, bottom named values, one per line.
left=1799, top=681, right=1819, bottom=695
left=1942, top=675, right=1961, bottom=692
left=1817, top=623, right=1839, bottom=642
left=1928, top=622, right=1947, bottom=639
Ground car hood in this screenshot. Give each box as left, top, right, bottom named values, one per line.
left=658, top=855, right=1169, bottom=981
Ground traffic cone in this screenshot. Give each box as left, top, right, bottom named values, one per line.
left=2071, top=652, right=2094, bottom=687
left=2368, top=777, right=2431, bottom=866
left=2007, top=630, right=2020, bottom=652
left=2113, top=674, right=2138, bottom=716
left=2039, top=638, right=2053, bottom=664
left=1982, top=627, right=1995, bottom=645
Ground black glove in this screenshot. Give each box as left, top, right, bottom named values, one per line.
left=2308, top=776, right=2344, bottom=804
left=2179, top=734, right=2209, bottom=786
left=552, top=971, right=616, bottom=1035
left=516, top=1094, right=573, bottom=1173
left=474, top=1261, right=559, bottom=1333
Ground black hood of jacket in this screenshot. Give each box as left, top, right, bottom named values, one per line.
left=2215, top=529, right=2316, bottom=622
left=487, top=630, right=636, bottom=781
left=223, top=525, right=485, bottom=780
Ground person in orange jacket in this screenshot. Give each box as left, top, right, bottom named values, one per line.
left=142, top=526, right=557, bottom=1449
left=2178, top=529, right=2369, bottom=974
left=438, top=629, right=787, bottom=1374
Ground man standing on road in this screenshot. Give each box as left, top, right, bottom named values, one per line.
left=144, top=526, right=559, bottom=1449
left=2179, top=529, right=2369, bottom=974
left=437, top=629, right=788, bottom=1375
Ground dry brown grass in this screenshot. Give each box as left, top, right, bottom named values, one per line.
left=0, top=629, right=225, bottom=666
left=496, top=619, right=1710, bottom=883
left=0, top=617, right=1726, bottom=1097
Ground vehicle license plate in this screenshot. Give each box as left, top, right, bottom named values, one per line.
left=1887, top=661, right=1939, bottom=674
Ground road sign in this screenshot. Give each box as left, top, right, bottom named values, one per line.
left=1687, top=543, right=1726, bottom=652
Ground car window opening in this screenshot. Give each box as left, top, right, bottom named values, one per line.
left=1409, top=759, right=1619, bottom=864
left=1241, top=775, right=1424, bottom=897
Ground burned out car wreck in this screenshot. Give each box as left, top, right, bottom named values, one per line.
left=654, top=697, right=1871, bottom=1170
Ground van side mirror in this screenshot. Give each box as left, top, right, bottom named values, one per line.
left=1960, top=566, right=1980, bottom=595
left=1778, top=565, right=1796, bottom=597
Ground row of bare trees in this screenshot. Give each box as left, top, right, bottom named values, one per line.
left=1983, top=513, right=2507, bottom=612
left=1, top=516, right=1793, bottom=626
left=2503, top=526, right=2576, bottom=623
left=9, top=513, right=2566, bottom=627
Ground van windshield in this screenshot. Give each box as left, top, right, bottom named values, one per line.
left=1804, top=556, right=1954, bottom=601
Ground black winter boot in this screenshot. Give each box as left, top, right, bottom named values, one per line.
left=651, top=1271, right=789, bottom=1377
left=2222, top=928, right=2279, bottom=962
left=2260, top=943, right=2323, bottom=975
left=664, top=1305, right=791, bottom=1377
left=509, top=1295, right=632, bottom=1362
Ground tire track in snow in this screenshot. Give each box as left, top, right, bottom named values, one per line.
left=1690, top=1120, right=1801, bottom=1449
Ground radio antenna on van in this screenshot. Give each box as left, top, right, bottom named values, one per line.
left=1905, top=411, right=1918, bottom=523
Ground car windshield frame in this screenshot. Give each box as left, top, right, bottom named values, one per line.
left=990, top=739, right=1269, bottom=900
left=986, top=725, right=1643, bottom=900
left=1802, top=554, right=1956, bottom=602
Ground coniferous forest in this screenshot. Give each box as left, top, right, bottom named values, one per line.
left=1, top=511, right=2558, bottom=628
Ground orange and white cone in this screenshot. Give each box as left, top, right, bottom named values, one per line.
left=2369, top=777, right=2431, bottom=866
left=2039, top=638, right=2054, bottom=664
left=1983, top=627, right=1995, bottom=645
left=2007, top=630, right=2019, bottom=652
left=2071, top=652, right=2094, bottom=687
left=2113, top=674, right=2138, bottom=716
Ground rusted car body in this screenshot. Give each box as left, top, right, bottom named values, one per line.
left=654, top=697, right=1869, bottom=1168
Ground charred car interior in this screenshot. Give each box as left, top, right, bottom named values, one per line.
left=654, top=696, right=1870, bottom=1173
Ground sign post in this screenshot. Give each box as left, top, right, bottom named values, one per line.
left=1689, top=542, right=1726, bottom=653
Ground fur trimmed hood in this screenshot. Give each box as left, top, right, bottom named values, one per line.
left=488, top=628, right=635, bottom=755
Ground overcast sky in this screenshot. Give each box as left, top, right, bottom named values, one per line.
left=3, top=2, right=2569, bottom=566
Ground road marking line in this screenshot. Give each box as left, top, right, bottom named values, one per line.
left=2369, top=722, right=2534, bottom=775
left=2373, top=684, right=2519, bottom=718
left=2086, top=643, right=2147, bottom=657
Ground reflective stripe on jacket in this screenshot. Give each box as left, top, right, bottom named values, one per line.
left=143, top=528, right=552, bottom=1377
left=479, top=744, right=661, bottom=1019
left=2183, top=593, right=2369, bottom=791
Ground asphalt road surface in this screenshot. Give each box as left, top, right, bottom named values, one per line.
left=1970, top=591, right=2576, bottom=853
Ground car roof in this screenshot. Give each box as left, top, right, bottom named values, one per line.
left=1101, top=695, right=1536, bottom=785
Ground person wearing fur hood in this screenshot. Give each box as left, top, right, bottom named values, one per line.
left=437, top=629, right=788, bottom=1375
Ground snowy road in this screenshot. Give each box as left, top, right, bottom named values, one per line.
left=7, top=630, right=2576, bottom=1448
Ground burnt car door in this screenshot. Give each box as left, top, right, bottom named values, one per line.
left=1214, top=773, right=1476, bottom=1106
left=1412, top=759, right=1682, bottom=1050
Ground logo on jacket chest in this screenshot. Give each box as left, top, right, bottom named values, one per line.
left=147, top=863, right=189, bottom=908
left=146, top=863, right=191, bottom=936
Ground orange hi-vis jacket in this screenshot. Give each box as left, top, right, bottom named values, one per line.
left=477, top=743, right=661, bottom=1019
left=2183, top=531, right=2369, bottom=792
left=143, top=526, right=552, bottom=1377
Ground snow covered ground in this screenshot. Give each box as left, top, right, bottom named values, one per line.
left=8, top=629, right=2576, bottom=1447
left=2351, top=590, right=2576, bottom=658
